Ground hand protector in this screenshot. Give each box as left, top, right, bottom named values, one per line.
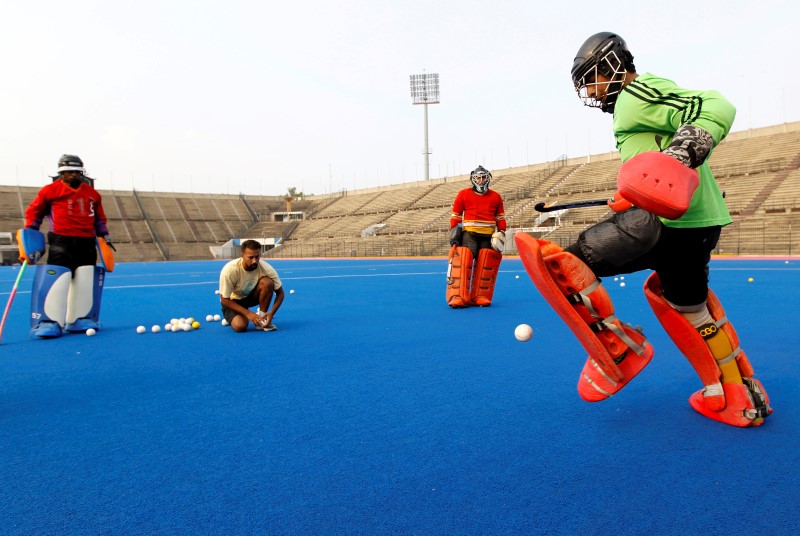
left=617, top=151, right=699, bottom=220
left=490, top=231, right=505, bottom=253
left=449, top=224, right=463, bottom=246
left=17, top=228, right=46, bottom=264
left=662, top=124, right=714, bottom=168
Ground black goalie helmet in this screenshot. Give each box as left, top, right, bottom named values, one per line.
left=570, top=32, right=635, bottom=113
left=470, top=165, right=492, bottom=194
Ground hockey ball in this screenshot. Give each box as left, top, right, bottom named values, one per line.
left=136, top=325, right=146, bottom=334
left=514, top=324, right=533, bottom=342
left=86, top=328, right=96, bottom=337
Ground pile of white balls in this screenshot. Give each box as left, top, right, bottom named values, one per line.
left=133, top=314, right=226, bottom=334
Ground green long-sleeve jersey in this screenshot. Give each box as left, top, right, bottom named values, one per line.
left=613, top=73, right=734, bottom=228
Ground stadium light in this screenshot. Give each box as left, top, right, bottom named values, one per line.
left=410, top=73, right=440, bottom=181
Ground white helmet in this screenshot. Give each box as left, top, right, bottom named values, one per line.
left=470, top=165, right=492, bottom=194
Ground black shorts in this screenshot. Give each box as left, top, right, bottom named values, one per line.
left=462, top=231, right=493, bottom=259
left=47, top=233, right=97, bottom=272
left=566, top=208, right=721, bottom=307
left=221, top=291, right=259, bottom=324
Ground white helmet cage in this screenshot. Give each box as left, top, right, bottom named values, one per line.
left=574, top=49, right=628, bottom=111
left=470, top=166, right=492, bottom=194
left=571, top=32, right=635, bottom=113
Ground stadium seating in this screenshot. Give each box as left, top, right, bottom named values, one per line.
left=3, top=122, right=800, bottom=261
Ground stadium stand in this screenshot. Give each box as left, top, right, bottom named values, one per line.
left=2, top=122, right=800, bottom=261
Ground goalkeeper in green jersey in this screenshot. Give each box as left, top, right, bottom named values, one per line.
left=515, top=32, right=771, bottom=427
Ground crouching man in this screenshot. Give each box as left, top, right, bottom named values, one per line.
left=219, top=239, right=284, bottom=332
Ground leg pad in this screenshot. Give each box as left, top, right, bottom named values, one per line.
left=446, top=246, right=473, bottom=308
left=515, top=232, right=653, bottom=401
left=644, top=272, right=772, bottom=427
left=471, top=248, right=502, bottom=307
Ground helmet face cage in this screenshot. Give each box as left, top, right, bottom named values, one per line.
left=573, top=48, right=627, bottom=111
left=470, top=168, right=492, bottom=194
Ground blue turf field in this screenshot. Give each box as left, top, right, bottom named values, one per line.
left=1, top=257, right=798, bottom=535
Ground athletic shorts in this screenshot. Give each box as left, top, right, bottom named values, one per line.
left=462, top=231, right=493, bottom=259
left=47, top=233, right=97, bottom=272
left=221, top=291, right=259, bottom=324
left=565, top=208, right=721, bottom=307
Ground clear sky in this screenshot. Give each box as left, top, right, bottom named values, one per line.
left=2, top=1, right=797, bottom=197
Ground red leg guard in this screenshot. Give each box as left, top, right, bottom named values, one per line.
left=515, top=232, right=653, bottom=402
left=644, top=273, right=772, bottom=427
left=446, top=245, right=473, bottom=308
left=471, top=248, right=502, bottom=307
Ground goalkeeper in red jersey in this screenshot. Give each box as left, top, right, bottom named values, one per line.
left=446, top=165, right=506, bottom=307
left=20, top=154, right=115, bottom=338
left=514, top=32, right=771, bottom=427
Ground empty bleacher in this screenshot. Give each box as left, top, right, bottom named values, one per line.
left=3, top=122, right=800, bottom=260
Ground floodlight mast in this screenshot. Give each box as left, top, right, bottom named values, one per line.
left=410, top=73, right=440, bottom=181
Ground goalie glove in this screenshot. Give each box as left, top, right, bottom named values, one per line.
left=662, top=124, right=714, bottom=168
left=490, top=231, right=506, bottom=253
left=449, top=224, right=463, bottom=246
left=103, top=235, right=117, bottom=252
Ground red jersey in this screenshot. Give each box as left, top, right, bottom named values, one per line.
left=450, top=188, right=506, bottom=235
left=25, top=179, right=109, bottom=238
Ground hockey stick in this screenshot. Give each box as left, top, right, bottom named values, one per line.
left=446, top=244, right=457, bottom=285
left=534, top=198, right=609, bottom=212
left=0, top=260, right=28, bottom=344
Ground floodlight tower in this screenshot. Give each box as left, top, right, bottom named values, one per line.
left=410, top=73, right=440, bottom=181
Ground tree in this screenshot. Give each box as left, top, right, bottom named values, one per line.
left=284, top=187, right=304, bottom=214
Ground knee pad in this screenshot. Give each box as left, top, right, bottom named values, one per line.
left=470, top=248, right=502, bottom=307
left=30, top=264, right=72, bottom=338
left=65, top=265, right=105, bottom=332
left=644, top=273, right=772, bottom=427
left=515, top=232, right=653, bottom=402
left=446, top=246, right=473, bottom=308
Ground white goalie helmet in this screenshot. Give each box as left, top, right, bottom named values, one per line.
left=470, top=165, right=492, bottom=194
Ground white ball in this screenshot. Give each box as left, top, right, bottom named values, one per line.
left=136, top=325, right=146, bottom=334
left=213, top=314, right=221, bottom=322
left=515, top=275, right=520, bottom=279
left=214, top=290, right=220, bottom=295
left=151, top=325, right=161, bottom=333
left=206, top=314, right=214, bottom=322
left=86, top=328, right=96, bottom=337
left=514, top=324, right=533, bottom=342
left=164, top=323, right=173, bottom=332
left=182, top=323, right=192, bottom=332
left=221, top=319, right=229, bottom=326
left=620, top=282, right=626, bottom=288
left=289, top=289, right=295, bottom=294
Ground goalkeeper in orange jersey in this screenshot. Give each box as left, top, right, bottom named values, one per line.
left=446, top=165, right=507, bottom=308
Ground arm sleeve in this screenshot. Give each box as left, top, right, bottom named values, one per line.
left=495, top=195, right=507, bottom=232
left=219, top=265, right=235, bottom=299
left=450, top=191, right=464, bottom=228
left=94, top=198, right=110, bottom=237
left=679, top=89, right=736, bottom=146
left=25, top=189, right=49, bottom=230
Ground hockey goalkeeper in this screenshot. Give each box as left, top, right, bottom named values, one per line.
left=515, top=32, right=771, bottom=427
left=447, top=166, right=507, bottom=308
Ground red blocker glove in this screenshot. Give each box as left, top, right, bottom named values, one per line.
left=617, top=151, right=699, bottom=220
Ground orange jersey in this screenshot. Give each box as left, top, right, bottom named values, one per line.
left=450, top=188, right=506, bottom=235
